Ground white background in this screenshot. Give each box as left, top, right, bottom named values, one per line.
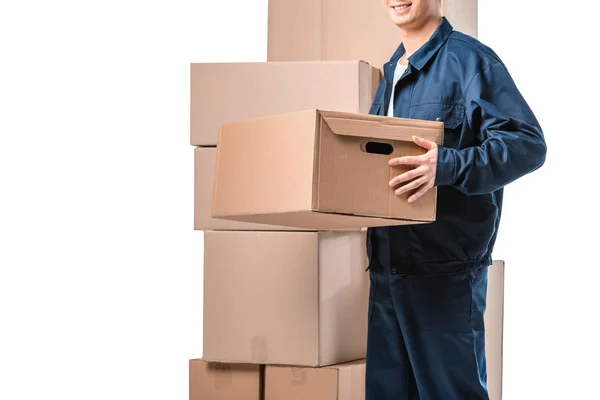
left=0, top=0, right=597, bottom=399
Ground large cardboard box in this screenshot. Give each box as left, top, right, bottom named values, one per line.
left=203, top=231, right=369, bottom=366
left=190, top=61, right=380, bottom=146
left=195, top=147, right=308, bottom=231
left=267, top=0, right=477, bottom=69
left=265, top=360, right=365, bottom=400
left=189, top=359, right=263, bottom=400
left=212, top=110, right=443, bottom=230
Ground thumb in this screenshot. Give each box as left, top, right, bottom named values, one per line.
left=413, top=135, right=436, bottom=151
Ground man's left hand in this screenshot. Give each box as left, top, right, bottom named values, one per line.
left=388, top=136, right=438, bottom=203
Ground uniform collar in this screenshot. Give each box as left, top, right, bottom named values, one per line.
left=388, top=17, right=454, bottom=71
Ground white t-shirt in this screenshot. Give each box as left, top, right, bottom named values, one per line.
left=387, top=61, right=408, bottom=117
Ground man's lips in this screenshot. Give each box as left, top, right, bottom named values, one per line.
left=392, top=3, right=412, bottom=12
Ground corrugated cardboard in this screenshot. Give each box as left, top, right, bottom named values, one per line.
left=203, top=231, right=369, bottom=367
left=265, top=360, right=366, bottom=400
left=212, top=110, right=443, bottom=230
left=267, top=0, right=478, bottom=69
left=189, top=359, right=263, bottom=400
left=267, top=0, right=477, bottom=68
left=486, top=260, right=505, bottom=400
left=190, top=61, right=380, bottom=146
left=194, top=147, right=308, bottom=231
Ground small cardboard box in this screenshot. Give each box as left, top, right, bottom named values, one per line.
left=265, top=360, right=365, bottom=400
left=267, top=0, right=478, bottom=69
left=212, top=110, right=443, bottom=230
left=203, top=231, right=369, bottom=367
left=189, top=359, right=263, bottom=400
left=190, top=61, right=380, bottom=146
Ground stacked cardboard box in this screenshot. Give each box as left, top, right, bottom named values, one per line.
left=190, top=60, right=381, bottom=399
left=190, top=2, right=504, bottom=400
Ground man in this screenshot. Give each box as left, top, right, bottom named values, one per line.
left=365, top=1, right=546, bottom=399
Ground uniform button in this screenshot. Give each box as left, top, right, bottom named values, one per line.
left=436, top=117, right=442, bottom=122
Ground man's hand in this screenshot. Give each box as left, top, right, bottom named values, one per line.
left=388, top=136, right=438, bottom=203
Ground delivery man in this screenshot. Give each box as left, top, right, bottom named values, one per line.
left=365, top=1, right=547, bottom=399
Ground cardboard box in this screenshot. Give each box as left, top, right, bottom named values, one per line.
left=189, top=359, right=263, bottom=400
left=190, top=61, right=380, bottom=146
left=203, top=231, right=369, bottom=366
left=212, top=110, right=443, bottom=230
left=486, top=260, right=505, bottom=400
left=265, top=360, right=365, bottom=400
left=267, top=0, right=477, bottom=69
left=195, top=147, right=309, bottom=231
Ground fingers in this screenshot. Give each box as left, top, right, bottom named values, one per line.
left=389, top=165, right=427, bottom=187
left=388, top=137, right=437, bottom=201
left=395, top=177, right=427, bottom=196
left=413, top=135, right=437, bottom=151
left=388, top=154, right=426, bottom=166
left=408, top=182, right=433, bottom=203
left=388, top=137, right=437, bottom=166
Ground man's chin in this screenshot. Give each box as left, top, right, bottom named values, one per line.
left=388, top=13, right=413, bottom=27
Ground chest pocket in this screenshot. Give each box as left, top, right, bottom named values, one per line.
left=409, top=102, right=465, bottom=147
left=409, top=102, right=465, bottom=129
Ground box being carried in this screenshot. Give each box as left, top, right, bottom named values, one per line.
left=194, top=147, right=311, bottom=231
left=212, top=110, right=443, bottom=230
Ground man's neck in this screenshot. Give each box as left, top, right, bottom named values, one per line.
left=398, top=16, right=443, bottom=62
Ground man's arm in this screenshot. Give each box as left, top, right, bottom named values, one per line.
left=435, top=62, right=547, bottom=195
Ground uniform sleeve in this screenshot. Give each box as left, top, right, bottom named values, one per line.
left=434, top=62, right=547, bottom=195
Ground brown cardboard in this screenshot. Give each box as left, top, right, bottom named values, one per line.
left=190, top=61, right=380, bottom=146
left=265, top=360, right=366, bottom=400
left=486, top=260, right=505, bottom=400
left=442, top=0, right=478, bottom=40
left=203, top=231, right=369, bottom=367
left=194, top=147, right=308, bottom=231
left=189, top=359, right=262, bottom=400
left=212, top=110, right=443, bottom=230
left=267, top=0, right=478, bottom=69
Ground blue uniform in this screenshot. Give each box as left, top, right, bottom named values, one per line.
left=365, top=18, right=546, bottom=399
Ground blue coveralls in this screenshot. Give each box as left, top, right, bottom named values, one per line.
left=365, top=18, right=547, bottom=399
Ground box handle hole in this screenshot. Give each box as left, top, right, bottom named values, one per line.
left=362, top=141, right=393, bottom=155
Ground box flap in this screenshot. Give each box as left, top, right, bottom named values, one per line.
left=318, top=110, right=443, bottom=144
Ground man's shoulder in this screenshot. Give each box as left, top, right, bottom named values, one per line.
left=444, top=30, right=502, bottom=67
